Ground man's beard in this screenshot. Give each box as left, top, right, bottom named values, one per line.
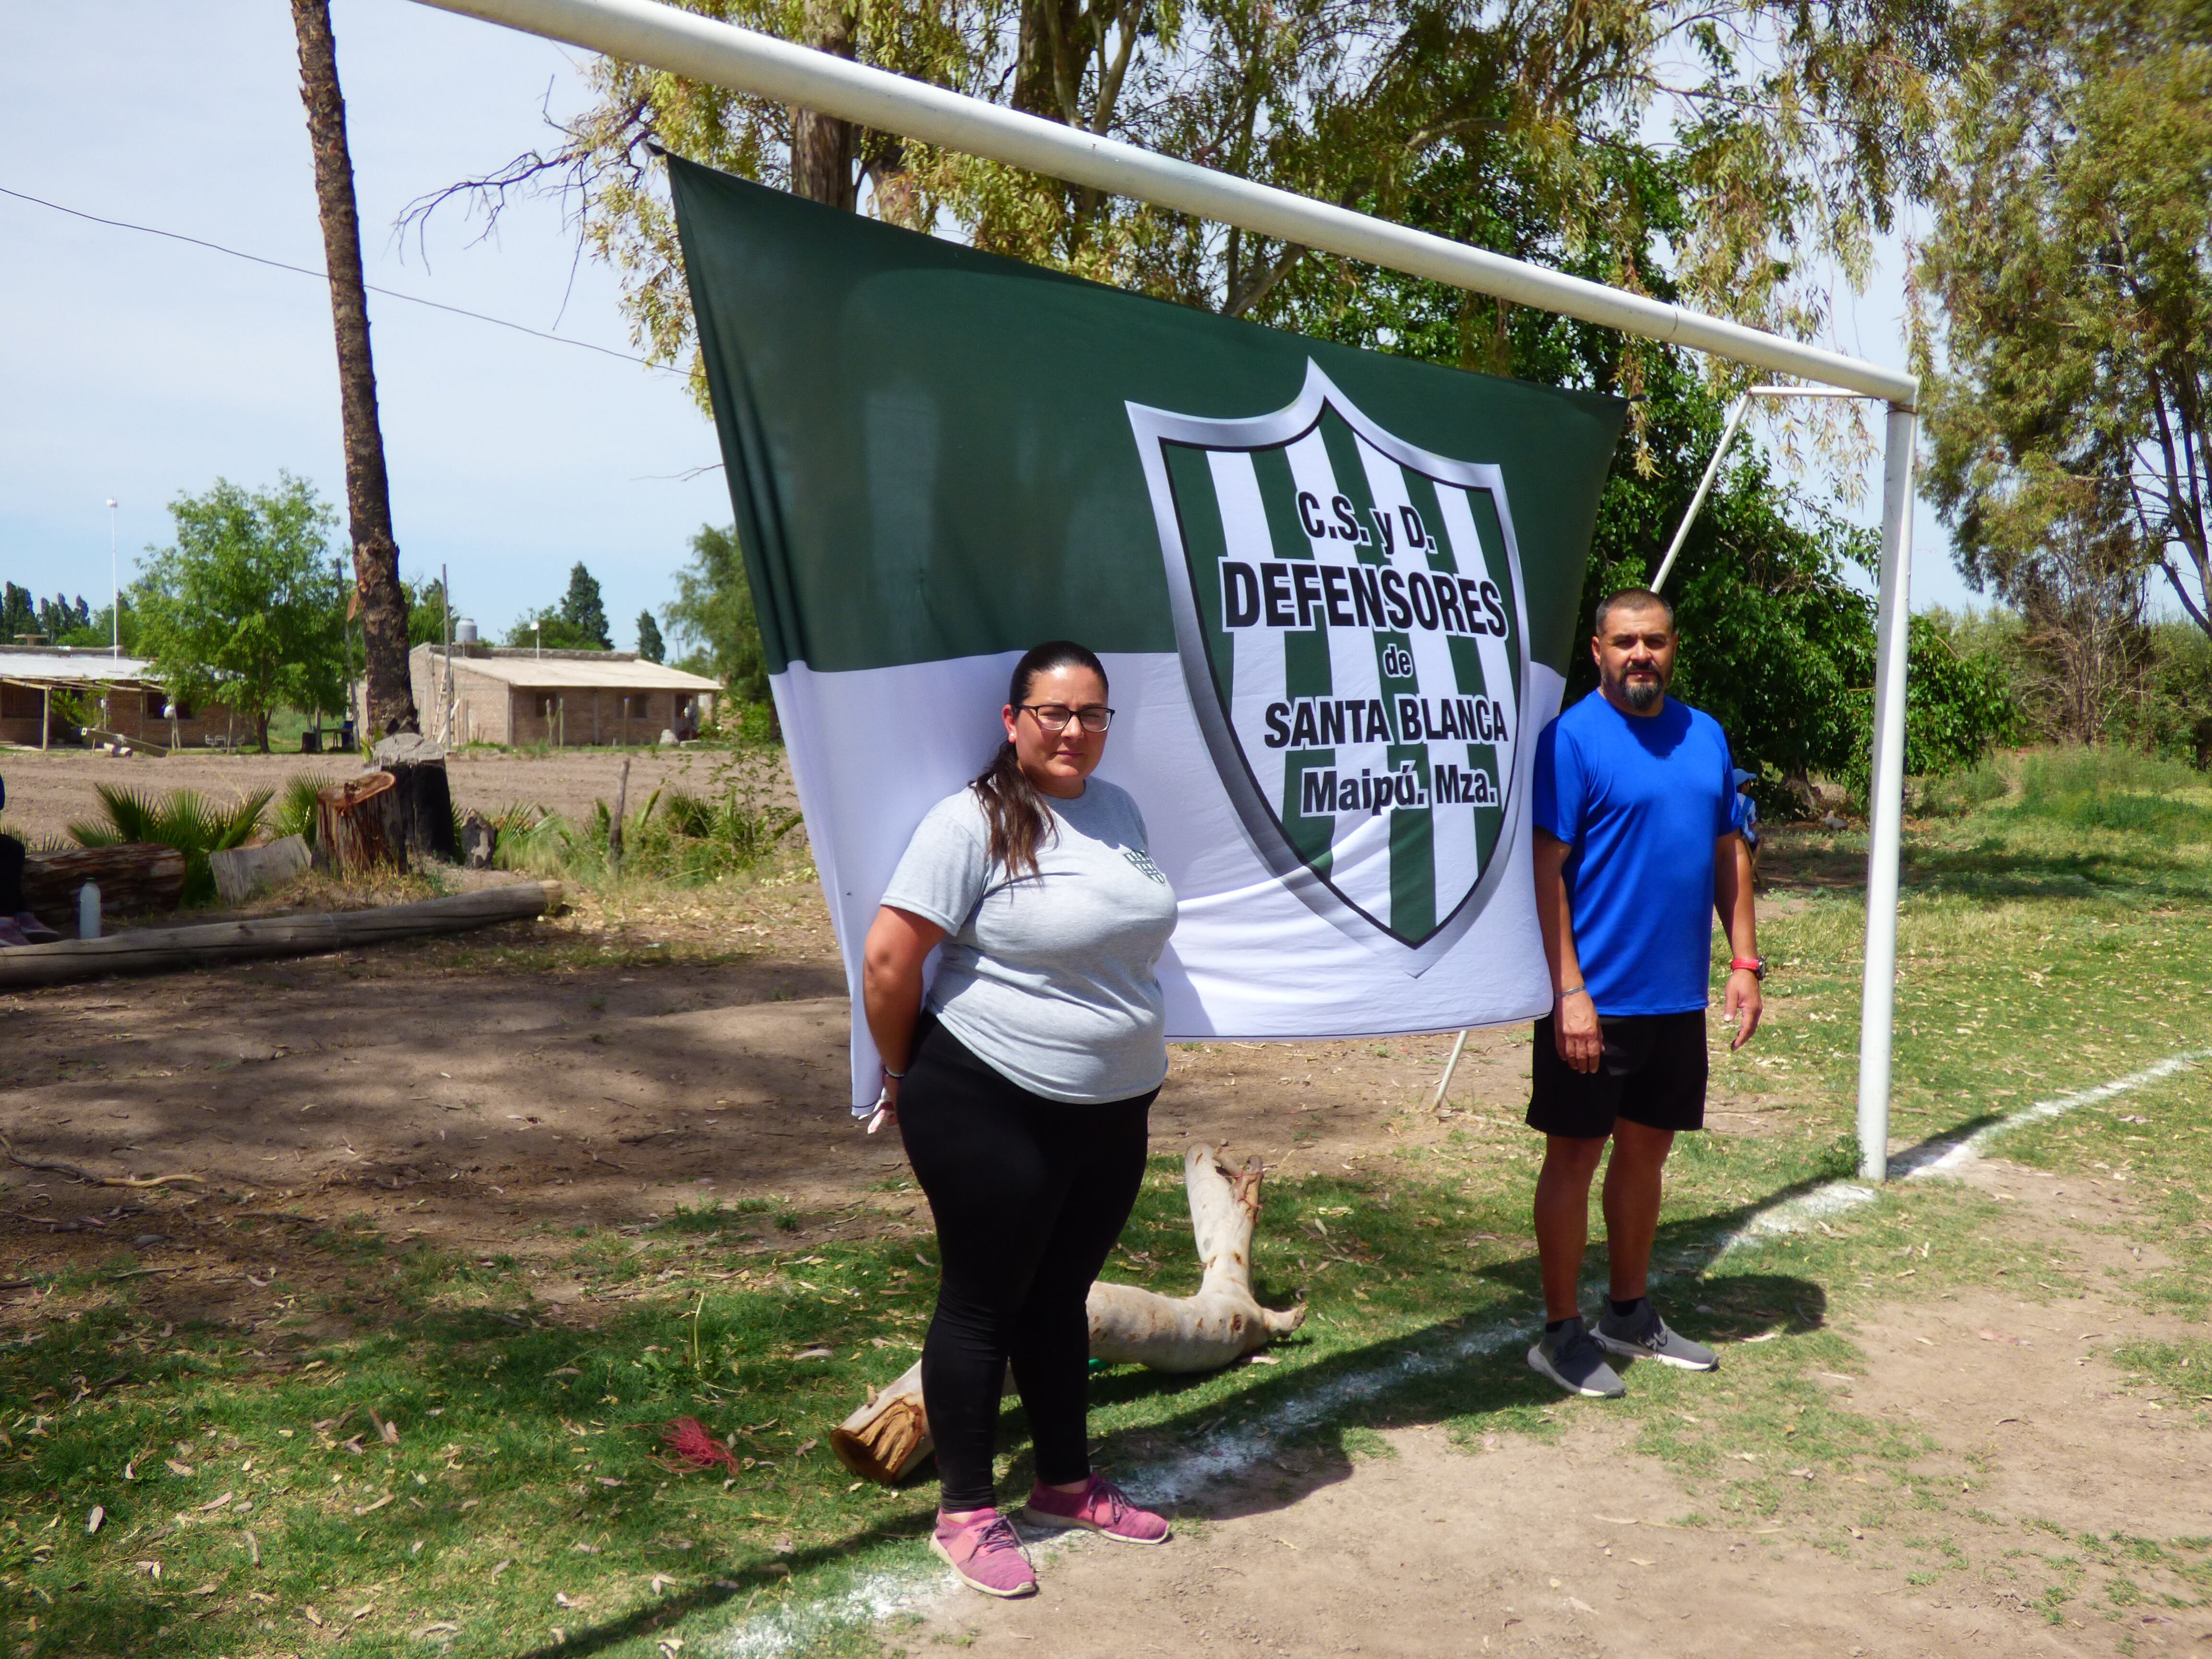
left=1618, top=663, right=1667, bottom=710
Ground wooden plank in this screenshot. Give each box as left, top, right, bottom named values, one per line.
left=0, top=881, right=562, bottom=988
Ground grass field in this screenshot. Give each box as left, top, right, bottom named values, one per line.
left=4, top=746, right=2211, bottom=1657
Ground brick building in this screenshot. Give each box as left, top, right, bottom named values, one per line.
left=407, top=643, right=722, bottom=747
left=0, top=646, right=242, bottom=750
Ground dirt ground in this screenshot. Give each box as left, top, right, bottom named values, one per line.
left=0, top=746, right=767, bottom=845
left=2, top=782, right=2203, bottom=1656
left=914, top=1156, right=2212, bottom=1658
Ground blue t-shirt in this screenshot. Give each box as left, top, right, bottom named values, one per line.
left=1531, top=691, right=1738, bottom=1016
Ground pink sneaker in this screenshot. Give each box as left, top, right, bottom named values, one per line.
left=1021, top=1475, right=1171, bottom=1545
left=930, top=1509, right=1037, bottom=1598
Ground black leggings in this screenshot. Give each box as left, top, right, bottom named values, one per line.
left=898, top=1017, right=1154, bottom=1512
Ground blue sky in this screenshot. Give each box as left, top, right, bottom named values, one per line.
left=0, top=0, right=1978, bottom=649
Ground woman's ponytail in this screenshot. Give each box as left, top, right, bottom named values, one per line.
left=969, top=639, right=1107, bottom=878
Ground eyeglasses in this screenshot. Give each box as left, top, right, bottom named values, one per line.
left=1019, top=703, right=1115, bottom=734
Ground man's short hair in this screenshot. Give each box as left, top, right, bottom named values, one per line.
left=1593, top=587, right=1675, bottom=636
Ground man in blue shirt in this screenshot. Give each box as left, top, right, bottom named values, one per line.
left=1525, top=587, right=1764, bottom=1398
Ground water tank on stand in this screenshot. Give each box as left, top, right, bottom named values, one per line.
left=455, top=617, right=479, bottom=647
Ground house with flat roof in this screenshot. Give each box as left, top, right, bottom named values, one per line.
left=0, top=646, right=241, bottom=750
left=409, top=643, right=722, bottom=747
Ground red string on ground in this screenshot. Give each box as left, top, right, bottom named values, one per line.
left=659, top=1416, right=744, bottom=1474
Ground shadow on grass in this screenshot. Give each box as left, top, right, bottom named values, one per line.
left=1761, top=819, right=2212, bottom=906
left=1904, top=840, right=2212, bottom=903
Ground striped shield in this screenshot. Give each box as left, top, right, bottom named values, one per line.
left=1129, top=364, right=1531, bottom=969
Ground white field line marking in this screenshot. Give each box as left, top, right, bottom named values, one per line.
left=717, top=1047, right=2208, bottom=1655
left=1900, top=1050, right=2209, bottom=1178
left=1720, top=1048, right=2210, bottom=1251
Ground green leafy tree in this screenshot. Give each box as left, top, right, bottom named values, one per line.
left=0, top=583, right=32, bottom=641
left=405, top=575, right=452, bottom=648
left=636, top=609, right=665, bottom=663
left=132, top=476, right=349, bottom=753
left=560, top=562, right=613, bottom=649
left=58, top=598, right=140, bottom=653
left=37, top=595, right=90, bottom=640
left=664, top=522, right=770, bottom=708
left=502, top=607, right=603, bottom=650
left=1916, top=0, right=2212, bottom=647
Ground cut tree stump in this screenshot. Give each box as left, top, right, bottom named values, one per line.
left=830, top=1145, right=1306, bottom=1484
left=314, top=772, right=407, bottom=876
left=373, top=733, right=459, bottom=865
left=22, top=844, right=187, bottom=932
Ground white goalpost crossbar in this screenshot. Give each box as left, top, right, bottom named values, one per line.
left=407, top=0, right=1917, bottom=1181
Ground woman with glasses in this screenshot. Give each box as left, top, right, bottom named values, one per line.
left=863, top=639, right=1179, bottom=1599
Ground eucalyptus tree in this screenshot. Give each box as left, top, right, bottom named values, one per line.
left=1916, top=0, right=2212, bottom=649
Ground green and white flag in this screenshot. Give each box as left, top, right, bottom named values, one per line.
left=670, top=159, right=1624, bottom=1105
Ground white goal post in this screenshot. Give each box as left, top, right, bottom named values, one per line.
left=407, top=0, right=1917, bottom=1182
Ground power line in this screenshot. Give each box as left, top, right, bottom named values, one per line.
left=0, top=181, right=678, bottom=375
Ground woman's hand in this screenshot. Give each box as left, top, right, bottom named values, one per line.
left=861, top=905, right=946, bottom=1130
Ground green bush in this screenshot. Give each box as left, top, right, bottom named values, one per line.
left=68, top=784, right=272, bottom=904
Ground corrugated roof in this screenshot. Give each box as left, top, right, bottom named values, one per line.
left=0, top=651, right=158, bottom=685
left=442, top=654, right=722, bottom=692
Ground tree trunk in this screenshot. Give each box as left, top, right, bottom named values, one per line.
left=290, top=0, right=417, bottom=739
left=314, top=771, right=408, bottom=877
left=372, top=734, right=459, bottom=865
left=831, top=1146, right=1305, bottom=1484
left=789, top=0, right=856, bottom=209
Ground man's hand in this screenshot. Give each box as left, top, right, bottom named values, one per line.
left=1555, top=987, right=1603, bottom=1073
left=1724, top=967, right=1763, bottom=1051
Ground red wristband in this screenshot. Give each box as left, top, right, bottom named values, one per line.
left=1730, top=956, right=1766, bottom=979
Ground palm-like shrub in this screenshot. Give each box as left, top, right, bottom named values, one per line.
left=271, top=771, right=343, bottom=846
left=69, top=784, right=273, bottom=904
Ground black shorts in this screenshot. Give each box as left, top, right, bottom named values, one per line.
left=1527, top=1010, right=1708, bottom=1139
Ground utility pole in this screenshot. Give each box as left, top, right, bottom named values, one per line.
left=441, top=563, right=453, bottom=745
left=106, top=498, right=118, bottom=658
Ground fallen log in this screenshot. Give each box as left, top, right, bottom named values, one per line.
left=831, top=1144, right=1305, bottom=1484
left=22, top=843, right=187, bottom=933
left=0, top=880, right=563, bottom=988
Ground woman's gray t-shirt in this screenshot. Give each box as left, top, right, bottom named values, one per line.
left=880, top=779, right=1178, bottom=1104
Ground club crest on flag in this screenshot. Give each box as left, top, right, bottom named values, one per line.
left=1128, top=364, right=1533, bottom=970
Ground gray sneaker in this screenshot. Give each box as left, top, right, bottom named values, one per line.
left=1527, top=1316, right=1627, bottom=1398
left=1595, top=1299, right=1718, bottom=1371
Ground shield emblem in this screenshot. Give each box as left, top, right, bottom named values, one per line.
left=1128, top=363, right=1532, bottom=971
